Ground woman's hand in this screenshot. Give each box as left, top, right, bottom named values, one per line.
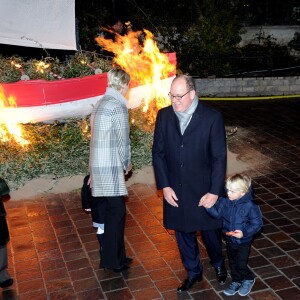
left=125, top=163, right=132, bottom=175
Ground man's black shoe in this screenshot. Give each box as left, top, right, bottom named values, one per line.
left=0, top=278, right=13, bottom=288
left=125, top=257, right=133, bottom=264
left=177, top=275, right=202, bottom=293
left=215, top=264, right=227, bottom=284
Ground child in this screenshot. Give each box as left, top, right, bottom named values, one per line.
left=81, top=175, right=105, bottom=260
left=206, top=174, right=262, bottom=297
left=0, top=178, right=13, bottom=289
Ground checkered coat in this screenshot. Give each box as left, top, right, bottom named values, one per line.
left=89, top=88, right=131, bottom=197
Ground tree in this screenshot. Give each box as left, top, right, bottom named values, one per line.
left=171, top=0, right=242, bottom=75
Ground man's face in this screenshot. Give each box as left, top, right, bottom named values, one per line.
left=169, top=78, right=195, bottom=112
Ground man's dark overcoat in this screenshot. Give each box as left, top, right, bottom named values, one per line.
left=0, top=199, right=9, bottom=247
left=152, top=100, right=227, bottom=233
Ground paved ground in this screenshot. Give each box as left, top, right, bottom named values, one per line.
left=1, top=99, right=300, bottom=299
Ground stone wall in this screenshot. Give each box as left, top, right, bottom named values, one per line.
left=195, top=76, right=300, bottom=97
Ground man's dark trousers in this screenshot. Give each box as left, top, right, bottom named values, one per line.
left=176, top=229, right=224, bottom=278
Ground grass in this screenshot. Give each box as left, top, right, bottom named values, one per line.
left=0, top=107, right=154, bottom=190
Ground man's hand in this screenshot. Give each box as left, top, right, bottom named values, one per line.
left=87, top=176, right=91, bottom=187
left=198, top=193, right=218, bottom=208
left=163, top=187, right=179, bottom=207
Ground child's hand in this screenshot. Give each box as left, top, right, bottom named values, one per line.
left=232, top=230, right=243, bottom=238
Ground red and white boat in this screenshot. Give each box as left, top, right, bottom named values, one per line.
left=0, top=1, right=176, bottom=124
left=0, top=53, right=176, bottom=124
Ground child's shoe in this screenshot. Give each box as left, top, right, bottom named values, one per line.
left=238, top=278, right=255, bottom=296
left=223, top=281, right=241, bottom=296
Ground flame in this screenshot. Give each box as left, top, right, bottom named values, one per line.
left=11, top=61, right=22, bottom=69
left=0, top=86, right=29, bottom=147
left=95, top=28, right=175, bottom=123
left=36, top=61, right=50, bottom=73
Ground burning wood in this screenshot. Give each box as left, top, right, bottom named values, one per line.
left=0, top=86, right=29, bottom=146
left=0, top=27, right=176, bottom=146
left=96, top=27, right=175, bottom=123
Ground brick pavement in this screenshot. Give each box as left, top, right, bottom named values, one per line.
left=1, top=99, right=300, bottom=299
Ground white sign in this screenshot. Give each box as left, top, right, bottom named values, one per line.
left=0, top=0, right=76, bottom=50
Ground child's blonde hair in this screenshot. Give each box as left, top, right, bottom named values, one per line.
left=226, top=173, right=251, bottom=193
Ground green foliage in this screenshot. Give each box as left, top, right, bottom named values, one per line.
left=130, top=124, right=153, bottom=170
left=162, top=0, right=242, bottom=76
left=0, top=119, right=91, bottom=189
left=289, top=32, right=300, bottom=52
left=128, top=106, right=155, bottom=170
left=0, top=115, right=154, bottom=190
left=0, top=52, right=112, bottom=83
left=75, top=0, right=111, bottom=52
left=234, top=30, right=300, bottom=76
left=0, top=104, right=237, bottom=190
left=0, top=55, right=24, bottom=82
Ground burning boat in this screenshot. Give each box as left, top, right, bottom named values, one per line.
left=0, top=51, right=176, bottom=124
left=0, top=0, right=176, bottom=148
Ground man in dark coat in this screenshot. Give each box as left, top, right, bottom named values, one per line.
left=0, top=179, right=13, bottom=289
left=152, top=75, right=227, bottom=292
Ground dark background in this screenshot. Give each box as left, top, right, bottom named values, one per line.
left=1, top=0, right=299, bottom=77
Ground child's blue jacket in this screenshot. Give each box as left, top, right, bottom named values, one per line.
left=206, top=188, right=263, bottom=245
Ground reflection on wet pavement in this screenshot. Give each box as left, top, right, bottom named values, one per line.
left=2, top=99, right=300, bottom=299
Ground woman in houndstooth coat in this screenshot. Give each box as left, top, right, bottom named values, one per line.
left=89, top=68, right=132, bottom=272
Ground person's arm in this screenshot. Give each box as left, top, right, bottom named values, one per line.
left=152, top=111, right=178, bottom=207
left=230, top=204, right=263, bottom=239
left=209, top=112, right=227, bottom=195
left=199, top=193, right=218, bottom=208
left=200, top=113, right=226, bottom=208
left=112, top=104, right=131, bottom=171
left=205, top=197, right=225, bottom=218
left=241, top=205, right=263, bottom=238
left=152, top=110, right=169, bottom=189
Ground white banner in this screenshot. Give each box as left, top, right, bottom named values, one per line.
left=0, top=0, right=76, bottom=50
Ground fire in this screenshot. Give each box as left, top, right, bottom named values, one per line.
left=0, top=86, right=29, bottom=147
left=95, top=28, right=175, bottom=123
left=11, top=61, right=22, bottom=69
left=35, top=61, right=50, bottom=73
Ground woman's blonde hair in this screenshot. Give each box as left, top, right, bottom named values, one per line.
left=226, top=173, right=251, bottom=193
left=107, top=68, right=130, bottom=91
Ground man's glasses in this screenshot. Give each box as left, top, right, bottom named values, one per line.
left=168, top=90, right=191, bottom=101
